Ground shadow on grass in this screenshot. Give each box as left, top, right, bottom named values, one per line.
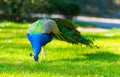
left=83, top=52, right=120, bottom=62
left=55, top=51, right=120, bottom=62
left=0, top=35, right=27, bottom=40
left=0, top=26, right=28, bottom=29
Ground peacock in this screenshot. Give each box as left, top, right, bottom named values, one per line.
left=27, top=18, right=97, bottom=61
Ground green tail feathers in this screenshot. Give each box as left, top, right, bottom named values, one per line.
left=52, top=18, right=96, bottom=47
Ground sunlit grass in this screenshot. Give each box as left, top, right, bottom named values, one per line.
left=0, top=21, right=120, bottom=77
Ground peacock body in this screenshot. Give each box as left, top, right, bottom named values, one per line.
left=27, top=18, right=96, bottom=61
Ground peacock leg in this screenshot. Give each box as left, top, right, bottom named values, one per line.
left=41, top=46, right=46, bottom=59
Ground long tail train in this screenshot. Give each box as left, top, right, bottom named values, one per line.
left=52, top=18, right=99, bottom=48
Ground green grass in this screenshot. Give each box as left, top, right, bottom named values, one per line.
left=0, top=21, right=120, bottom=77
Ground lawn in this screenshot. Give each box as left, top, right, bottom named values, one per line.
left=0, top=21, right=120, bottom=77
